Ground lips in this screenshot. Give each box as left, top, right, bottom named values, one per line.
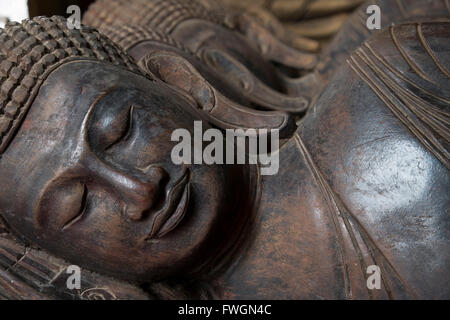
left=145, top=169, right=190, bottom=239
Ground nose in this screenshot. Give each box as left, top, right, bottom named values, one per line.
left=80, top=151, right=168, bottom=221
left=125, top=165, right=169, bottom=221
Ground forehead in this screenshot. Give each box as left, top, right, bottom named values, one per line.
left=35, top=60, right=149, bottom=120
left=18, top=60, right=191, bottom=141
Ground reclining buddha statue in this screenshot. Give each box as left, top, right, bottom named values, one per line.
left=0, top=16, right=448, bottom=299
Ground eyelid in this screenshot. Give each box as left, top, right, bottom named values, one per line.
left=105, top=105, right=135, bottom=151
left=61, top=183, right=88, bottom=231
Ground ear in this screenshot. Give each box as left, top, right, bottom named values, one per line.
left=138, top=51, right=295, bottom=137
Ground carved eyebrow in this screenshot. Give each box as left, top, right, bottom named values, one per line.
left=104, top=105, right=135, bottom=151
left=76, top=87, right=118, bottom=156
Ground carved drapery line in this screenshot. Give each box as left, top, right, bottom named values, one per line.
left=294, top=132, right=417, bottom=299
left=0, top=236, right=149, bottom=299
left=347, top=24, right=450, bottom=169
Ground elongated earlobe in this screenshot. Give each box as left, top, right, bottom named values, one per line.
left=138, top=51, right=295, bottom=137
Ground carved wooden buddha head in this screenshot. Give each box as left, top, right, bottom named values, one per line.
left=0, top=16, right=258, bottom=282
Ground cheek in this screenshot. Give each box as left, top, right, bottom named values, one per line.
left=68, top=193, right=142, bottom=246
left=193, top=167, right=226, bottom=208
left=41, top=193, right=133, bottom=257
left=123, top=118, right=186, bottom=167
left=129, top=136, right=175, bottom=167
left=183, top=165, right=228, bottom=233
left=52, top=199, right=149, bottom=271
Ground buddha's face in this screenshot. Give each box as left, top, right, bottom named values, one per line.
left=0, top=60, right=236, bottom=281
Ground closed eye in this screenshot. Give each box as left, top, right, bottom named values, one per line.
left=105, top=105, right=135, bottom=151
left=61, top=183, right=88, bottom=230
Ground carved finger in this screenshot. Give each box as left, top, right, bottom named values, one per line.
left=244, top=6, right=320, bottom=52
left=269, top=0, right=312, bottom=21
left=285, top=12, right=351, bottom=39
left=235, top=13, right=318, bottom=69
left=304, top=0, right=365, bottom=18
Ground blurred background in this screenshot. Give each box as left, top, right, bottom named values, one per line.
left=0, top=0, right=28, bottom=28
left=0, top=0, right=92, bottom=27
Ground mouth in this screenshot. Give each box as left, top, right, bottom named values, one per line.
left=144, top=168, right=190, bottom=240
